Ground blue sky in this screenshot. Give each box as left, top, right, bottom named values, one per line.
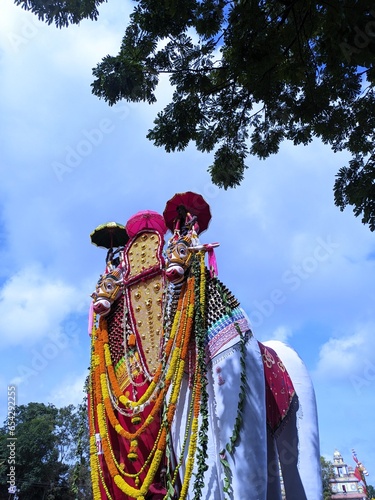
left=1, top=0, right=375, bottom=482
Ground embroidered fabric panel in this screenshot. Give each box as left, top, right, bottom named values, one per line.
left=258, top=342, right=296, bottom=433
left=205, top=307, right=250, bottom=360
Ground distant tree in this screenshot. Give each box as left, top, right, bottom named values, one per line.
left=321, top=456, right=334, bottom=500
left=0, top=401, right=91, bottom=500
left=68, top=396, right=92, bottom=499
left=14, top=0, right=375, bottom=230
left=367, top=483, right=375, bottom=499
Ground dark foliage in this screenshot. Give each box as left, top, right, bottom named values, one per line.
left=15, top=0, right=375, bottom=229
left=0, top=401, right=91, bottom=500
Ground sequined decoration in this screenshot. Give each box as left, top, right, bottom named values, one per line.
left=124, top=231, right=165, bottom=378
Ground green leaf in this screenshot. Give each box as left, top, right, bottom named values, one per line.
left=18, top=0, right=375, bottom=228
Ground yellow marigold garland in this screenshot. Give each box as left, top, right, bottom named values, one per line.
left=90, top=435, right=101, bottom=500
left=98, top=283, right=187, bottom=412
left=90, top=275, right=200, bottom=499
left=97, top=287, right=190, bottom=440
left=178, top=371, right=201, bottom=500
left=89, top=326, right=114, bottom=500
left=189, top=252, right=210, bottom=499
left=100, top=394, right=165, bottom=482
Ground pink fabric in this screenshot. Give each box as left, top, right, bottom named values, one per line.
left=125, top=210, right=167, bottom=238
left=88, top=301, right=94, bottom=335
left=205, top=244, right=219, bottom=277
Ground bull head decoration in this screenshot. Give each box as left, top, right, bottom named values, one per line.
left=91, top=266, right=124, bottom=316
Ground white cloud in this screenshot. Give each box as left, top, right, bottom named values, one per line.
left=0, top=264, right=86, bottom=347
left=314, top=323, right=375, bottom=381
left=0, top=1, right=43, bottom=49
left=269, top=325, right=293, bottom=343
left=47, top=371, right=88, bottom=408
left=1, top=0, right=375, bottom=477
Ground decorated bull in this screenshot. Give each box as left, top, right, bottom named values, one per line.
left=88, top=194, right=323, bottom=500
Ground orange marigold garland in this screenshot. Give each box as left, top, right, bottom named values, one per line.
left=89, top=273, right=203, bottom=499
left=178, top=370, right=202, bottom=500
left=190, top=253, right=210, bottom=498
